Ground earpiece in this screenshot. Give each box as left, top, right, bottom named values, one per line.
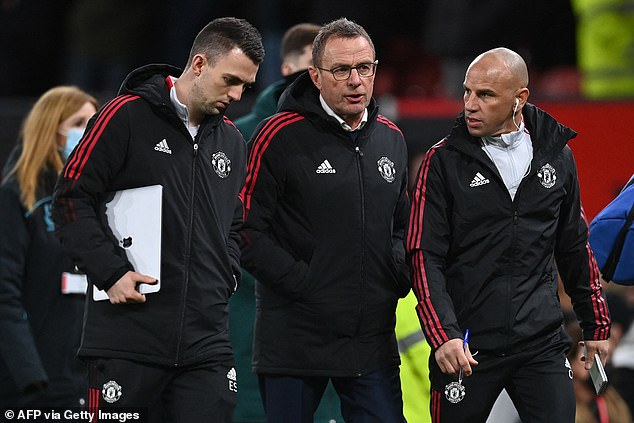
left=512, top=98, right=521, bottom=131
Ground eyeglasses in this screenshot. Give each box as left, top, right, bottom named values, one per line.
left=316, top=60, right=378, bottom=81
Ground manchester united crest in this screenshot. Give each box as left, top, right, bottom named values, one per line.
left=211, top=151, right=231, bottom=179
left=102, top=380, right=122, bottom=403
left=377, top=156, right=396, bottom=183
left=537, top=163, right=556, bottom=188
left=445, top=381, right=466, bottom=404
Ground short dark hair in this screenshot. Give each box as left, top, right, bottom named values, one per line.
left=312, top=18, right=375, bottom=68
left=280, top=23, right=320, bottom=61
left=186, top=17, right=265, bottom=68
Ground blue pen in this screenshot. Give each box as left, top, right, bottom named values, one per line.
left=458, top=329, right=470, bottom=385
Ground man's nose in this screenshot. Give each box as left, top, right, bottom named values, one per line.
left=347, top=68, right=362, bottom=85
left=228, top=86, right=243, bottom=101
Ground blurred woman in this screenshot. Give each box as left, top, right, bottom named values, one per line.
left=0, top=86, right=97, bottom=407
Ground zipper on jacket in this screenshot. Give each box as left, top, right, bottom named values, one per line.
left=503, top=207, right=521, bottom=351
left=354, top=144, right=365, bottom=375
left=174, top=141, right=199, bottom=365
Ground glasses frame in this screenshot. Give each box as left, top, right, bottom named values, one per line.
left=315, top=60, right=379, bottom=81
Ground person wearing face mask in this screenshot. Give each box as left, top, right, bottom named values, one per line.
left=407, top=47, right=611, bottom=422
left=0, top=86, right=97, bottom=408
left=60, top=127, right=85, bottom=161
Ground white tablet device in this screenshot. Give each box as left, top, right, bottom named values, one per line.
left=93, top=185, right=163, bottom=301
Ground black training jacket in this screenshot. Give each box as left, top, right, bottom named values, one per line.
left=52, top=64, right=245, bottom=366
left=240, top=73, right=411, bottom=377
left=407, top=103, right=611, bottom=353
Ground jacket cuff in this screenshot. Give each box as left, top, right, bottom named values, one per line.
left=583, top=326, right=611, bottom=341
left=99, top=265, right=131, bottom=292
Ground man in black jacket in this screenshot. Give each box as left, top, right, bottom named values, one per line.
left=52, top=18, right=263, bottom=422
left=230, top=22, right=346, bottom=423
left=407, top=47, right=611, bottom=422
left=241, top=18, right=409, bottom=422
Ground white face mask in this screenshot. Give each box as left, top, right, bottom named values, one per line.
left=61, top=127, right=85, bottom=160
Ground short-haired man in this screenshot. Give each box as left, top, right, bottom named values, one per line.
left=231, top=21, right=346, bottom=423
left=53, top=17, right=264, bottom=422
left=407, top=47, right=611, bottom=422
left=241, top=18, right=410, bottom=422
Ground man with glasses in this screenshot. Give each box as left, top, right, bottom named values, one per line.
left=240, top=18, right=410, bottom=422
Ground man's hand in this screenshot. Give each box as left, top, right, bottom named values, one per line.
left=106, top=271, right=157, bottom=304
left=580, top=339, right=611, bottom=370
left=435, top=338, right=479, bottom=376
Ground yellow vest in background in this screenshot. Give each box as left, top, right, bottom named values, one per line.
left=396, top=291, right=432, bottom=423
left=573, top=0, right=634, bottom=99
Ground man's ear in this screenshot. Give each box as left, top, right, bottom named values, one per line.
left=191, top=54, right=206, bottom=76
left=308, top=66, right=321, bottom=89
left=281, top=62, right=293, bottom=77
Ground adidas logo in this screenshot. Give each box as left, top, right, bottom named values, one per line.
left=469, top=172, right=490, bottom=187
left=316, top=160, right=336, bottom=174
left=154, top=139, right=172, bottom=154
left=226, top=367, right=237, bottom=381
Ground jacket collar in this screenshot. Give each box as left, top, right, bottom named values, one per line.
left=448, top=103, right=576, bottom=166
left=118, top=64, right=225, bottom=129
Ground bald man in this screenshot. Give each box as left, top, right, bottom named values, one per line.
left=407, top=47, right=611, bottom=422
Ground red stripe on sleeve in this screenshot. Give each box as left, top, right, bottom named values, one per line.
left=581, top=205, right=611, bottom=339
left=413, top=252, right=447, bottom=348
left=240, top=112, right=304, bottom=220
left=377, top=115, right=403, bottom=135
left=65, top=95, right=139, bottom=180
left=65, top=95, right=131, bottom=179
left=407, top=140, right=444, bottom=250
left=223, top=115, right=238, bottom=129
left=407, top=141, right=449, bottom=348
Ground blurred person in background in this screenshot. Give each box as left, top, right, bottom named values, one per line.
left=233, top=22, right=321, bottom=138
left=0, top=86, right=97, bottom=408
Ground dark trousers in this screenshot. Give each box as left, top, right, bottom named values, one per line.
left=87, top=357, right=236, bottom=423
left=429, top=336, right=575, bottom=423
left=258, top=367, right=406, bottom=423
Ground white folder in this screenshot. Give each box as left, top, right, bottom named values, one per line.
left=93, top=184, right=163, bottom=301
